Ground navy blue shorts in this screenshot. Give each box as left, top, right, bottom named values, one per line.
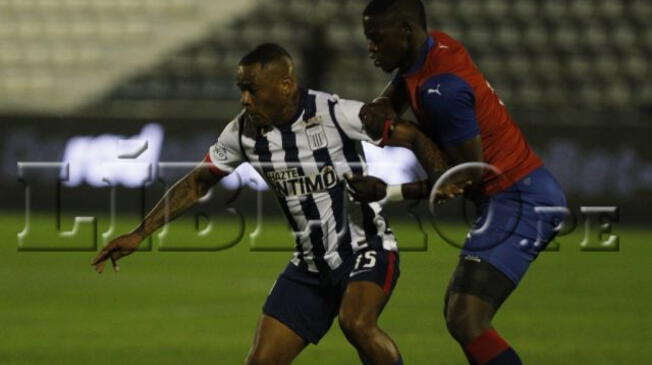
left=462, top=166, right=567, bottom=284
left=262, top=248, right=399, bottom=344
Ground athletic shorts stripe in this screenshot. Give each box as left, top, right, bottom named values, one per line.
left=383, top=251, right=397, bottom=295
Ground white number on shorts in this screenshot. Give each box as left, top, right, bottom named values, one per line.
left=354, top=250, right=377, bottom=270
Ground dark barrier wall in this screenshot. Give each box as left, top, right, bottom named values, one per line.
left=1, top=115, right=650, bottom=225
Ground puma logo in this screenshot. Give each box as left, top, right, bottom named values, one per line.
left=427, top=84, right=442, bottom=96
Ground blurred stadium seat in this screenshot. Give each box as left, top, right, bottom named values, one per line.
left=0, top=0, right=650, bottom=121
left=0, top=0, right=257, bottom=113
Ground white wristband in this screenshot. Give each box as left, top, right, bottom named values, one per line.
left=385, top=185, right=404, bottom=202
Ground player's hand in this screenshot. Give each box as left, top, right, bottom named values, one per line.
left=359, top=97, right=397, bottom=140
left=432, top=180, right=472, bottom=204
left=344, top=173, right=387, bottom=203
left=91, top=232, right=143, bottom=274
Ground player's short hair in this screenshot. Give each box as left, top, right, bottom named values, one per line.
left=363, top=0, right=427, bottom=30
left=239, top=43, right=293, bottom=66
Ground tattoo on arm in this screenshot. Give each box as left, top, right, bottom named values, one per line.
left=382, top=122, right=485, bottom=200
left=134, top=165, right=220, bottom=238
left=388, top=121, right=447, bottom=183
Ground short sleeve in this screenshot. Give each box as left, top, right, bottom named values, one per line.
left=419, top=73, right=480, bottom=147
left=205, top=118, right=244, bottom=176
left=333, top=97, right=375, bottom=142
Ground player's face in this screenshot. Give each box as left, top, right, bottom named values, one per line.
left=363, top=15, right=410, bottom=73
left=236, top=63, right=285, bottom=127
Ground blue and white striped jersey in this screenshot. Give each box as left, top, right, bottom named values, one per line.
left=207, top=89, right=397, bottom=275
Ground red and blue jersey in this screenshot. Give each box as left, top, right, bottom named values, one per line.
left=393, top=31, right=542, bottom=195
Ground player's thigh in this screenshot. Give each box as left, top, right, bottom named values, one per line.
left=444, top=257, right=515, bottom=320
left=246, top=314, right=307, bottom=365
left=443, top=258, right=516, bottom=344
left=263, top=270, right=340, bottom=345
left=339, top=281, right=386, bottom=327
left=339, top=249, right=399, bottom=326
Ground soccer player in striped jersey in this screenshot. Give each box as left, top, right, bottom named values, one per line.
left=350, top=1, right=568, bottom=364
left=92, top=43, right=448, bottom=365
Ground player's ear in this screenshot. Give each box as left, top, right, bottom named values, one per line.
left=401, top=22, right=412, bottom=36
left=280, top=76, right=293, bottom=96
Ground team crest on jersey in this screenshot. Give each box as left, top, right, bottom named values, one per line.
left=305, top=125, right=328, bottom=150
left=211, top=142, right=228, bottom=161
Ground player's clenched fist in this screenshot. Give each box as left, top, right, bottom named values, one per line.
left=359, top=97, right=396, bottom=140
left=432, top=180, right=472, bottom=204
left=91, top=232, right=143, bottom=274
left=345, top=173, right=387, bottom=203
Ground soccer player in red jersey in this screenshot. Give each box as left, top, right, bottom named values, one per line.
left=350, top=1, right=568, bottom=364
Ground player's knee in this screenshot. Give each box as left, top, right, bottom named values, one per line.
left=338, top=314, right=377, bottom=343
left=445, top=309, right=490, bottom=345
left=245, top=348, right=283, bottom=365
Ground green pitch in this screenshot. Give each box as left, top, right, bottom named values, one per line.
left=1, top=212, right=650, bottom=364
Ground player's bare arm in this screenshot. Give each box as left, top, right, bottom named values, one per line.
left=385, top=120, right=447, bottom=180
left=441, top=135, right=484, bottom=188
left=91, top=163, right=221, bottom=273
left=135, top=163, right=220, bottom=238
left=347, top=120, right=443, bottom=202
left=347, top=120, right=469, bottom=203
left=388, top=128, right=480, bottom=202
left=378, top=79, right=409, bottom=112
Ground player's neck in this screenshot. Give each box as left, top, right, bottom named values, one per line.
left=401, top=30, right=429, bottom=72
left=273, top=88, right=301, bottom=128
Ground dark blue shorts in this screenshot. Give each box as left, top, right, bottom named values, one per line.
left=262, top=248, right=399, bottom=344
left=462, top=166, right=567, bottom=284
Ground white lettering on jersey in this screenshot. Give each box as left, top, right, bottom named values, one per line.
left=266, top=165, right=338, bottom=197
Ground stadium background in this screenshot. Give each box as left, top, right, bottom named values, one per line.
left=1, top=1, right=650, bottom=364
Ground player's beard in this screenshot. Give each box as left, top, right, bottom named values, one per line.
left=245, top=110, right=273, bottom=133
